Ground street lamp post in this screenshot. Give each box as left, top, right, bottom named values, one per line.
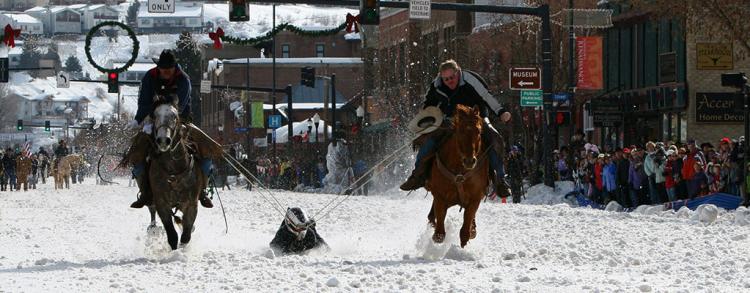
left=313, top=113, right=321, bottom=153
left=356, top=105, right=365, bottom=125
left=356, top=105, right=365, bottom=154
left=306, top=118, right=313, bottom=143
left=217, top=124, right=224, bottom=145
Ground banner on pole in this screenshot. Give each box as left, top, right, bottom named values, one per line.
left=576, top=36, right=603, bottom=90
left=251, top=101, right=264, bottom=128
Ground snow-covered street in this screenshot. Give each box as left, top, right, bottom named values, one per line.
left=1, top=178, right=749, bottom=292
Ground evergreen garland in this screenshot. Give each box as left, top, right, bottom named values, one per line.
left=220, top=22, right=349, bottom=46
left=85, top=21, right=140, bottom=74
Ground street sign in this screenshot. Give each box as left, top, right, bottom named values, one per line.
left=590, top=98, right=622, bottom=127
left=409, top=0, right=431, bottom=20
left=509, top=67, right=541, bottom=90
left=697, top=43, right=733, bottom=70
left=234, top=127, right=249, bottom=133
left=0, top=58, right=7, bottom=83
left=520, top=90, right=543, bottom=107
left=57, top=72, right=70, bottom=88
left=268, top=115, right=282, bottom=129
left=659, top=51, right=677, bottom=84
left=553, top=93, right=569, bottom=102
left=200, top=80, right=211, bottom=93
left=148, top=0, right=175, bottom=13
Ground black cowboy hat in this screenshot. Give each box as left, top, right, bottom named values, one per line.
left=152, top=49, right=177, bottom=69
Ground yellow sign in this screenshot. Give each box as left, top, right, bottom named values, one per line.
left=696, top=43, right=733, bottom=70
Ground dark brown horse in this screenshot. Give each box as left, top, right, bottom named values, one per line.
left=149, top=99, right=204, bottom=250
left=425, top=104, right=489, bottom=248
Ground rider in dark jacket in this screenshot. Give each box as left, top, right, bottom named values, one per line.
left=400, top=59, right=511, bottom=197
left=126, top=49, right=219, bottom=209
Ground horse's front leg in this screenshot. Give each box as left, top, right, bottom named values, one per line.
left=432, top=199, right=447, bottom=243
left=179, top=200, right=198, bottom=247
left=147, top=206, right=157, bottom=228
left=427, top=204, right=436, bottom=227
left=155, top=204, right=179, bottom=250
left=460, top=201, right=481, bottom=248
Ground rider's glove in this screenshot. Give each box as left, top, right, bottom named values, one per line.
left=126, top=119, right=139, bottom=130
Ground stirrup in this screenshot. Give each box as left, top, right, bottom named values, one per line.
left=199, top=191, right=214, bottom=208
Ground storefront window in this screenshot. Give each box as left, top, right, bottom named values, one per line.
left=680, top=113, right=687, bottom=143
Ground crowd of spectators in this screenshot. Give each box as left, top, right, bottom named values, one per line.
left=554, top=133, right=746, bottom=207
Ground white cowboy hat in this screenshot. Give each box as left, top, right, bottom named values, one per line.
left=407, top=106, right=444, bottom=136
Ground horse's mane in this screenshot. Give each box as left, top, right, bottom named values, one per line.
left=452, top=105, right=483, bottom=130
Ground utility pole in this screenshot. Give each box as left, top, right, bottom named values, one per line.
left=331, top=73, right=336, bottom=140
left=540, top=5, right=555, bottom=187
left=271, top=4, right=277, bottom=159
left=567, top=0, right=576, bottom=145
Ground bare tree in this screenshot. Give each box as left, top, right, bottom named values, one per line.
left=629, top=0, right=750, bottom=58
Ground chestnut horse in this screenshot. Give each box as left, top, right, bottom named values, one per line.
left=425, top=104, right=490, bottom=248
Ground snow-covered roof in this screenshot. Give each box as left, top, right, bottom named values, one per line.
left=3, top=13, right=42, bottom=24
left=26, top=6, right=78, bottom=14
left=9, top=76, right=101, bottom=103
left=25, top=6, right=46, bottom=13
left=4, top=73, right=128, bottom=121
left=274, top=120, right=332, bottom=143
left=113, top=62, right=155, bottom=72
left=203, top=4, right=356, bottom=40
left=225, top=57, right=363, bottom=65
left=8, top=47, right=22, bottom=55
left=69, top=4, right=87, bottom=10
left=138, top=3, right=202, bottom=18
left=264, top=103, right=345, bottom=110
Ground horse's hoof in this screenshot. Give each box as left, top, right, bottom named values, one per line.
left=432, top=233, right=445, bottom=243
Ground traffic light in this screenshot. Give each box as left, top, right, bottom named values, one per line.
left=16, top=119, right=22, bottom=131
left=301, top=67, right=316, bottom=88
left=44, top=120, right=51, bottom=132
left=229, top=0, right=249, bottom=22
left=360, top=0, right=380, bottom=25
left=107, top=72, right=118, bottom=93
left=555, top=112, right=571, bottom=125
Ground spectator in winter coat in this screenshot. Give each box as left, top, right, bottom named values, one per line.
left=652, top=148, right=667, bottom=204
left=689, top=161, right=709, bottom=199
left=603, top=155, right=617, bottom=203
left=557, top=150, right=569, bottom=181
left=707, top=163, right=724, bottom=194
left=593, top=155, right=605, bottom=204
left=643, top=142, right=657, bottom=204
left=664, top=150, right=678, bottom=202
left=2, top=148, right=16, bottom=191
left=616, top=149, right=631, bottom=207
left=628, top=149, right=647, bottom=207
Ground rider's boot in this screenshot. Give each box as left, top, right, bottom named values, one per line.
left=130, top=172, right=152, bottom=208
left=198, top=159, right=214, bottom=208
left=199, top=190, right=214, bottom=208
left=493, top=171, right=512, bottom=199
left=400, top=156, right=433, bottom=191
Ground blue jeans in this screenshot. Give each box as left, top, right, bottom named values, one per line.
left=415, top=136, right=505, bottom=177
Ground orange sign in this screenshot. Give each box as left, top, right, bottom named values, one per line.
left=576, top=36, right=603, bottom=90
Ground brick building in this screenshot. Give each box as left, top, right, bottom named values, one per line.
left=199, top=30, right=363, bottom=153
left=598, top=2, right=750, bottom=147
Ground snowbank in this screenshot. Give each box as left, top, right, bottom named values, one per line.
left=3, top=178, right=750, bottom=291
left=523, top=181, right=576, bottom=205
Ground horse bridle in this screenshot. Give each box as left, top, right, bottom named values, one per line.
left=433, top=117, right=489, bottom=205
